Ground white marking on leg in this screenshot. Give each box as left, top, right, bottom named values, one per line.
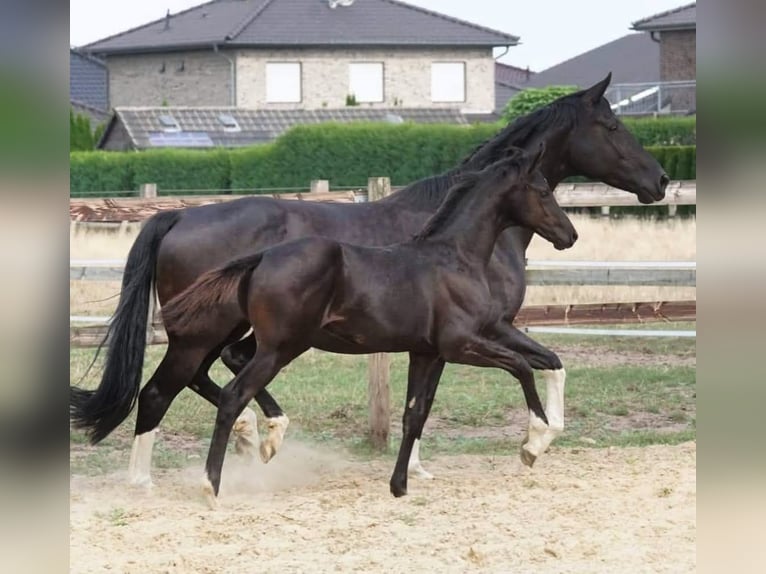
left=128, top=428, right=157, bottom=487
left=407, top=438, right=434, bottom=480
left=233, top=407, right=260, bottom=461
left=540, top=368, right=566, bottom=452
left=408, top=397, right=416, bottom=408
left=523, top=411, right=548, bottom=459
left=259, top=414, right=289, bottom=463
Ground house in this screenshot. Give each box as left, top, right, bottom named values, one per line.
left=97, top=106, right=471, bottom=150
left=514, top=2, right=695, bottom=116
left=494, top=62, right=534, bottom=113
left=80, top=0, right=519, bottom=115
left=70, top=49, right=110, bottom=125
left=631, top=2, right=695, bottom=83
left=522, top=34, right=659, bottom=90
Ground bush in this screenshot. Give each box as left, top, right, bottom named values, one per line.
left=623, top=116, right=696, bottom=146
left=230, top=122, right=499, bottom=189
left=131, top=149, right=231, bottom=194
left=502, top=86, right=578, bottom=122
left=70, top=110, right=96, bottom=151
left=70, top=122, right=696, bottom=195
left=70, top=151, right=135, bottom=196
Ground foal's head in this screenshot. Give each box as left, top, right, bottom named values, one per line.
left=491, top=145, right=578, bottom=250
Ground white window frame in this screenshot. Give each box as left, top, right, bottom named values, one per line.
left=265, top=62, right=302, bottom=103
left=431, top=62, right=466, bottom=103
left=348, top=62, right=384, bottom=103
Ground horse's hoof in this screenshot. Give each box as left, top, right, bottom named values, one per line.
left=128, top=475, right=154, bottom=489
left=408, top=463, right=434, bottom=480
left=390, top=480, right=408, bottom=498
left=520, top=446, right=537, bottom=468
left=259, top=442, right=275, bottom=464
left=234, top=438, right=258, bottom=461
left=201, top=477, right=218, bottom=510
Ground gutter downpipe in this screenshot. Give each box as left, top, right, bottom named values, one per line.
left=213, top=44, right=236, bottom=106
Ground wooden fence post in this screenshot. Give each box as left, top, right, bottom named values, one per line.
left=310, top=179, right=329, bottom=194
left=140, top=183, right=157, bottom=199
left=367, top=177, right=392, bottom=451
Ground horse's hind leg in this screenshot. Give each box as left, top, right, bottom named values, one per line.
left=129, top=339, right=219, bottom=487
left=221, top=333, right=289, bottom=463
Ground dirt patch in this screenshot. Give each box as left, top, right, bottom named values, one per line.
left=554, top=344, right=696, bottom=368
left=70, top=442, right=695, bottom=573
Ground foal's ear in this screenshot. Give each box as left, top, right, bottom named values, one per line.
left=527, top=142, right=546, bottom=174
left=583, top=72, right=612, bottom=105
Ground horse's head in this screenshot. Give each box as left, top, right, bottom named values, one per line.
left=565, top=73, right=669, bottom=204
left=498, top=145, right=578, bottom=250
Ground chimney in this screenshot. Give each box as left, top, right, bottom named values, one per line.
left=164, top=9, right=171, bottom=31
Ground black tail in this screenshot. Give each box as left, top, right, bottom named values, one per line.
left=161, top=252, right=264, bottom=336
left=70, top=210, right=181, bottom=444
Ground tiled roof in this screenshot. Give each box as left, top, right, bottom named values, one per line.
left=70, top=49, right=109, bottom=111
left=524, top=34, right=659, bottom=89
left=100, top=106, right=471, bottom=149
left=632, top=3, right=696, bottom=31
left=83, top=0, right=519, bottom=55
left=495, top=62, right=533, bottom=87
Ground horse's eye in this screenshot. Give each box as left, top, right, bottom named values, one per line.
left=608, top=124, right=618, bottom=132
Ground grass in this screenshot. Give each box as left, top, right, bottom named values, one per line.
left=70, top=330, right=696, bottom=471
left=69, top=215, right=696, bottom=472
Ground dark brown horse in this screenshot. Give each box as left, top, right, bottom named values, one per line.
left=70, top=74, right=668, bottom=487
left=162, top=147, right=578, bottom=502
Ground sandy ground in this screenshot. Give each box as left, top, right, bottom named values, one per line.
left=70, top=441, right=696, bottom=574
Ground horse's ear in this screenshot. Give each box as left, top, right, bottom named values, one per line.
left=583, top=72, right=612, bottom=105
left=527, top=142, right=545, bottom=174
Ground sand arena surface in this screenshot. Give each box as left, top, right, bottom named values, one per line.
left=70, top=441, right=695, bottom=573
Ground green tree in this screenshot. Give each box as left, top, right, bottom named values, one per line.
left=502, top=86, right=578, bottom=122
left=70, top=109, right=96, bottom=151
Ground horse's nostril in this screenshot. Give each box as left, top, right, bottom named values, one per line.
left=659, top=173, right=670, bottom=188
left=572, top=231, right=579, bottom=242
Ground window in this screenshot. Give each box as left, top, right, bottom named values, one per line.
left=349, top=63, right=384, bottom=103
left=158, top=114, right=180, bottom=132
left=431, top=62, right=465, bottom=103
left=218, top=113, right=241, bottom=132
left=266, top=63, right=301, bottom=103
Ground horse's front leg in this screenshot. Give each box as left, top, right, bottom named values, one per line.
left=406, top=353, right=446, bottom=480
left=390, top=353, right=444, bottom=497
left=497, top=324, right=566, bottom=454
left=440, top=332, right=549, bottom=467
left=221, top=334, right=289, bottom=463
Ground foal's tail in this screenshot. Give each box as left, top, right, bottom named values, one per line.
left=161, top=252, right=265, bottom=337
left=70, top=210, right=181, bottom=444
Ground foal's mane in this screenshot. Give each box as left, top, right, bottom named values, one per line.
left=412, top=153, right=526, bottom=242
left=383, top=96, right=579, bottom=211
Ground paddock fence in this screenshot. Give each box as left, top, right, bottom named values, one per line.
left=70, top=177, right=696, bottom=450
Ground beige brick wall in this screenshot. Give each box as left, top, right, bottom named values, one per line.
left=660, top=30, right=696, bottom=81
left=107, top=51, right=234, bottom=107
left=237, top=47, right=494, bottom=112
left=107, top=47, right=495, bottom=111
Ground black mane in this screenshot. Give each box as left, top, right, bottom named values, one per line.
left=412, top=153, right=526, bottom=242
left=382, top=95, right=579, bottom=212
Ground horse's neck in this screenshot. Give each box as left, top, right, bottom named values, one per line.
left=430, top=192, right=509, bottom=267
left=382, top=170, right=460, bottom=211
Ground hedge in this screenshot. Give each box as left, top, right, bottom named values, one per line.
left=622, top=116, right=696, bottom=146
left=70, top=152, right=135, bottom=196
left=70, top=118, right=695, bottom=196
left=131, top=149, right=231, bottom=194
